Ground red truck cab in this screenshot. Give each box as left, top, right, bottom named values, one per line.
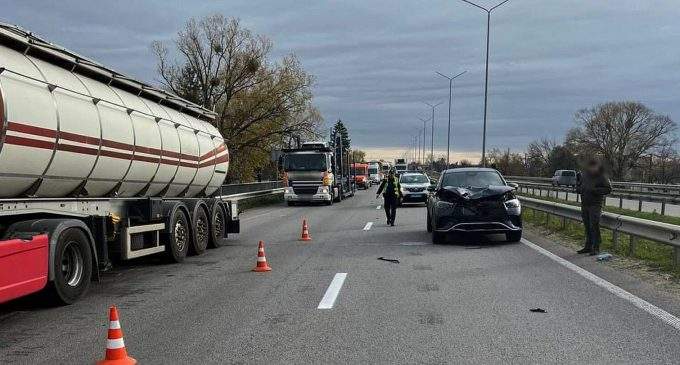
left=351, top=163, right=370, bottom=190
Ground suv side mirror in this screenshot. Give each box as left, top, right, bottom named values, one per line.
left=508, top=182, right=519, bottom=190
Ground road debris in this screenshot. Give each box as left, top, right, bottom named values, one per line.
left=377, top=257, right=400, bottom=264
left=529, top=308, right=547, bottom=313
left=597, top=253, right=613, bottom=262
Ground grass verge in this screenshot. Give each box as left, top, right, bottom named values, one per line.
left=238, top=193, right=284, bottom=212
left=522, top=207, right=680, bottom=280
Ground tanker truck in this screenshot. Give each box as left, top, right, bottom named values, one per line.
left=0, top=24, right=239, bottom=305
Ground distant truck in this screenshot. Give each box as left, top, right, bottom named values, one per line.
left=367, top=161, right=383, bottom=185
left=282, top=139, right=355, bottom=205
left=351, top=163, right=369, bottom=189
left=395, top=158, right=408, bottom=174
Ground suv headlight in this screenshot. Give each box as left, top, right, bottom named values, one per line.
left=504, top=198, right=521, bottom=215
left=284, top=187, right=294, bottom=194
left=317, top=186, right=329, bottom=194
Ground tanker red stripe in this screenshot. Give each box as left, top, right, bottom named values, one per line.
left=2, top=121, right=228, bottom=167
left=4, top=135, right=55, bottom=150
left=59, top=130, right=100, bottom=145
left=57, top=143, right=99, bottom=156
left=7, top=122, right=57, bottom=138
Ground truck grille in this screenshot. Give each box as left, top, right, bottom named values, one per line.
left=406, top=187, right=425, bottom=192
left=293, top=187, right=318, bottom=195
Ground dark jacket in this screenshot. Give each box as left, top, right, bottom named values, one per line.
left=577, top=169, right=612, bottom=207
left=376, top=176, right=403, bottom=198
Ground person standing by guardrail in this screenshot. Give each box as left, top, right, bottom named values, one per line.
left=576, top=159, right=612, bottom=255
left=376, top=169, right=403, bottom=226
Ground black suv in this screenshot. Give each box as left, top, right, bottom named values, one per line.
left=426, top=168, right=522, bottom=244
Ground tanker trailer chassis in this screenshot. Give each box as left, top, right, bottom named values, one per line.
left=0, top=195, right=239, bottom=305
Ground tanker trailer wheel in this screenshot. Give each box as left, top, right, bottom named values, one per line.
left=164, top=208, right=190, bottom=263
left=189, top=205, right=209, bottom=255
left=208, top=202, right=227, bottom=248
left=46, top=228, right=93, bottom=305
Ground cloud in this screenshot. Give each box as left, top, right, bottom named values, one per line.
left=3, top=0, right=679, bottom=157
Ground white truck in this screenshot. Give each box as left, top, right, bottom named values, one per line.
left=0, top=24, right=238, bottom=305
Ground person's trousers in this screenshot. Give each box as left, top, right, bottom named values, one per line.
left=581, top=205, right=602, bottom=251
left=383, top=196, right=398, bottom=223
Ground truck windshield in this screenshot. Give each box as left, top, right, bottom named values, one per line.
left=441, top=171, right=504, bottom=188
left=368, top=167, right=378, bottom=174
left=351, top=166, right=368, bottom=175
left=284, top=153, right=327, bottom=171
left=400, top=175, right=429, bottom=184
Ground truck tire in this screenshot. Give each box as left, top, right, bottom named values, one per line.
left=164, top=208, right=190, bottom=263
left=432, top=231, right=445, bottom=244
left=45, top=228, right=93, bottom=305
left=208, top=202, right=227, bottom=248
left=426, top=210, right=433, bottom=232
left=190, top=206, right=209, bottom=255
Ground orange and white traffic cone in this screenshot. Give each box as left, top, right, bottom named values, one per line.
left=300, top=219, right=312, bottom=241
left=252, top=241, right=272, bottom=272
left=97, top=306, right=137, bottom=365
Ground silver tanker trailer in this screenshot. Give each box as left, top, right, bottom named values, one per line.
left=0, top=23, right=238, bottom=305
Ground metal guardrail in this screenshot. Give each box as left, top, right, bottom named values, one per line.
left=216, top=181, right=284, bottom=202
left=507, top=175, right=680, bottom=195
left=519, top=196, right=680, bottom=267
left=513, top=181, right=680, bottom=215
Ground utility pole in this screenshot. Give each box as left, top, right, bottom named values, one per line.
left=423, top=102, right=442, bottom=169
left=460, top=0, right=510, bottom=166
left=436, top=70, right=467, bottom=168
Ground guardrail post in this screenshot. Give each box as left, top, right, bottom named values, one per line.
left=560, top=216, right=566, bottom=230
left=628, top=235, right=637, bottom=256
left=619, top=197, right=623, bottom=209
left=661, top=201, right=666, bottom=216
left=545, top=212, right=550, bottom=226
left=565, top=191, right=568, bottom=201
left=612, top=230, right=619, bottom=250
left=638, top=199, right=642, bottom=212
left=576, top=194, right=580, bottom=203
left=673, top=247, right=680, bottom=268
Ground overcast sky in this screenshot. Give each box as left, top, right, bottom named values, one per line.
left=4, top=1, right=680, bottom=161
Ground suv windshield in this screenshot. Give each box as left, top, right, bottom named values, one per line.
left=441, top=171, right=504, bottom=188
left=368, top=167, right=378, bottom=174
left=284, top=153, right=327, bottom=171
left=561, top=170, right=576, bottom=176
left=351, top=166, right=368, bottom=175
left=400, top=174, right=429, bottom=184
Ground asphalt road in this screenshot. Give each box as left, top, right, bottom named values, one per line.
left=2, top=188, right=680, bottom=364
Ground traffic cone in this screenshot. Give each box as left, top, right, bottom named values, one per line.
left=97, top=306, right=137, bottom=365
left=300, top=219, right=312, bottom=241
left=252, top=241, right=272, bottom=272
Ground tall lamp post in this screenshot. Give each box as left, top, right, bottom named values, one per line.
left=423, top=102, right=442, bottom=169
left=417, top=116, right=430, bottom=166
left=460, top=0, right=509, bottom=166
left=436, top=70, right=467, bottom=168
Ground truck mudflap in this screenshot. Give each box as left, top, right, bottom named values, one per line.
left=0, top=234, right=49, bottom=304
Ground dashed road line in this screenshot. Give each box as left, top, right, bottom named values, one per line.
left=522, top=238, right=680, bottom=331
left=318, top=273, right=347, bottom=309
left=363, top=222, right=373, bottom=230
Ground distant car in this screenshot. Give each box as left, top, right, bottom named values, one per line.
left=426, top=167, right=522, bottom=244
left=551, top=170, right=577, bottom=186
left=399, top=172, right=431, bottom=204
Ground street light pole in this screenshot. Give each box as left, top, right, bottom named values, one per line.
left=460, top=0, right=509, bottom=166
left=423, top=102, right=442, bottom=169
left=418, top=116, right=429, bottom=166
left=436, top=70, right=467, bottom=168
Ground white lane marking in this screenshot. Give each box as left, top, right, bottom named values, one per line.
left=376, top=205, right=381, bottom=210
left=522, top=238, right=680, bottom=331
left=363, top=222, right=373, bottom=230
left=318, top=273, right=347, bottom=309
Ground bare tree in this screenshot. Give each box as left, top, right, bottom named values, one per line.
left=526, top=138, right=556, bottom=176
left=152, top=14, right=322, bottom=181
left=570, top=101, right=676, bottom=180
